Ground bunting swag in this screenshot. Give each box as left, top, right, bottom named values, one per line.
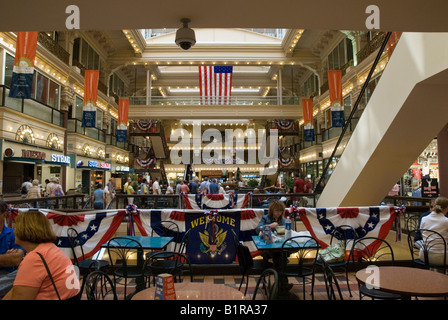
left=302, top=98, right=315, bottom=141
left=8, top=206, right=399, bottom=264
left=135, top=120, right=154, bottom=132
left=328, top=70, right=344, bottom=127
left=9, top=32, right=38, bottom=99
left=182, top=193, right=251, bottom=210
left=82, top=70, right=99, bottom=128
left=117, top=98, right=129, bottom=142
left=278, top=156, right=294, bottom=168
left=298, top=206, right=397, bottom=254
left=135, top=157, right=155, bottom=168
left=275, top=120, right=294, bottom=131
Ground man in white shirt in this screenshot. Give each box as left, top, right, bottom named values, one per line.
left=152, top=177, right=161, bottom=195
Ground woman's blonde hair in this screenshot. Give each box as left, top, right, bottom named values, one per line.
left=433, top=196, right=448, bottom=214
left=14, top=210, right=56, bottom=243
left=268, top=199, right=286, bottom=221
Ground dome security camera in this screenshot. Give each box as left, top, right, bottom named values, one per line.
left=175, top=18, right=196, bottom=50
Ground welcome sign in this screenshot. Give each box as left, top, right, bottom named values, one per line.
left=184, top=211, right=240, bottom=264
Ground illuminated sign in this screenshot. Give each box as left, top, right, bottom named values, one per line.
left=51, top=154, right=71, bottom=164
left=87, top=161, right=110, bottom=170
left=115, top=166, right=129, bottom=172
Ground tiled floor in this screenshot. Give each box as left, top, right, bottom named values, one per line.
left=81, top=270, right=362, bottom=301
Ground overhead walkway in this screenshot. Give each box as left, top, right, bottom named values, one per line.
left=317, top=32, right=448, bottom=207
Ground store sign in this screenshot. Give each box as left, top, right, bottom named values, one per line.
left=4, top=148, right=14, bottom=157
left=116, top=166, right=129, bottom=172
left=87, top=160, right=110, bottom=170
left=422, top=178, right=439, bottom=198
left=51, top=154, right=71, bottom=164
left=22, top=149, right=46, bottom=160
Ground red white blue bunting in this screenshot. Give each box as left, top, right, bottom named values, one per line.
left=135, top=157, right=155, bottom=168
left=8, top=205, right=399, bottom=262
left=135, top=120, right=154, bottom=132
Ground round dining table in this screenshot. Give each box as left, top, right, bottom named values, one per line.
left=356, top=266, right=448, bottom=298
left=131, top=282, right=246, bottom=300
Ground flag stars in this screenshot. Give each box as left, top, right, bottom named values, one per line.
left=90, top=224, right=98, bottom=232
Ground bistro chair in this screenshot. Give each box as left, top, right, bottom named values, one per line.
left=405, top=215, right=421, bottom=235
left=145, top=251, right=193, bottom=284
left=145, top=221, right=181, bottom=259
left=315, top=224, right=357, bottom=297
left=408, top=228, right=447, bottom=274
left=106, top=237, right=151, bottom=299
left=319, top=256, right=343, bottom=300
left=67, top=227, right=109, bottom=294
left=351, top=237, right=401, bottom=300
left=252, top=268, right=278, bottom=300
left=84, top=270, right=118, bottom=300
left=280, top=235, right=320, bottom=300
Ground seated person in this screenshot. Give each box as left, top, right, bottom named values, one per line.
left=419, top=196, right=448, bottom=266
left=0, top=201, right=25, bottom=298
left=252, top=188, right=268, bottom=208
left=3, top=210, right=80, bottom=300
left=256, top=199, right=291, bottom=290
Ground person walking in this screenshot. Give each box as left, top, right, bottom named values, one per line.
left=92, top=183, right=105, bottom=210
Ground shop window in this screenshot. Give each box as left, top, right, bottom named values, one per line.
left=96, top=109, right=103, bottom=130
left=4, top=53, right=14, bottom=87
left=48, top=80, right=60, bottom=108
left=75, top=95, right=83, bottom=120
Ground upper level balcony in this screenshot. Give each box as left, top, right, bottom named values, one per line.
left=0, top=85, right=64, bottom=127
left=128, top=96, right=302, bottom=120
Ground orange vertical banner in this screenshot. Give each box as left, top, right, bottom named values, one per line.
left=117, top=98, right=129, bottom=142
left=9, top=32, right=38, bottom=99
left=302, top=98, right=313, bottom=124
left=118, top=98, right=129, bottom=127
left=387, top=32, right=402, bottom=58
left=82, top=70, right=99, bottom=127
left=327, top=70, right=344, bottom=127
left=302, top=98, right=314, bottom=141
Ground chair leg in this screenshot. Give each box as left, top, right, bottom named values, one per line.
left=302, top=278, right=306, bottom=300
left=244, top=275, right=249, bottom=296
left=345, top=268, right=352, bottom=297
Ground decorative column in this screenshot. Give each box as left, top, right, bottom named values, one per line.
left=146, top=67, right=152, bottom=105
left=277, top=68, right=283, bottom=105
left=60, top=84, right=74, bottom=192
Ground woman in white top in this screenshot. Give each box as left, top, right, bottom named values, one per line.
left=419, top=196, right=448, bottom=266
left=26, top=180, right=41, bottom=199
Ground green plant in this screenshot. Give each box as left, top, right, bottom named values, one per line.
left=247, top=178, right=259, bottom=188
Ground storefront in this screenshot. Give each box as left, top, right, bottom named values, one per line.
left=110, top=164, right=131, bottom=191
left=1, top=140, right=69, bottom=195
left=68, top=154, right=111, bottom=195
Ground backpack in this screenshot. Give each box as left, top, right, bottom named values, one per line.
left=55, top=188, right=62, bottom=196
left=21, top=185, right=28, bottom=194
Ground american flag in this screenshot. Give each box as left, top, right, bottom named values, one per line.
left=199, top=66, right=233, bottom=105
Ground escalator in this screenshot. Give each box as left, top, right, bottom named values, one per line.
left=317, top=32, right=448, bottom=207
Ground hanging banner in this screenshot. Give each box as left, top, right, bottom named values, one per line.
left=302, top=98, right=314, bottom=141
left=82, top=70, right=99, bottom=127
left=328, top=70, right=344, bottom=127
left=9, top=32, right=38, bottom=99
left=387, top=32, right=402, bottom=58
left=117, top=98, right=129, bottom=142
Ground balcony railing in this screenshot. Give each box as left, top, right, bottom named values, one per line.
left=129, top=96, right=299, bottom=106
left=0, top=85, right=63, bottom=127
left=67, top=118, right=106, bottom=142
left=105, top=133, right=128, bottom=149
left=37, top=32, right=70, bottom=65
